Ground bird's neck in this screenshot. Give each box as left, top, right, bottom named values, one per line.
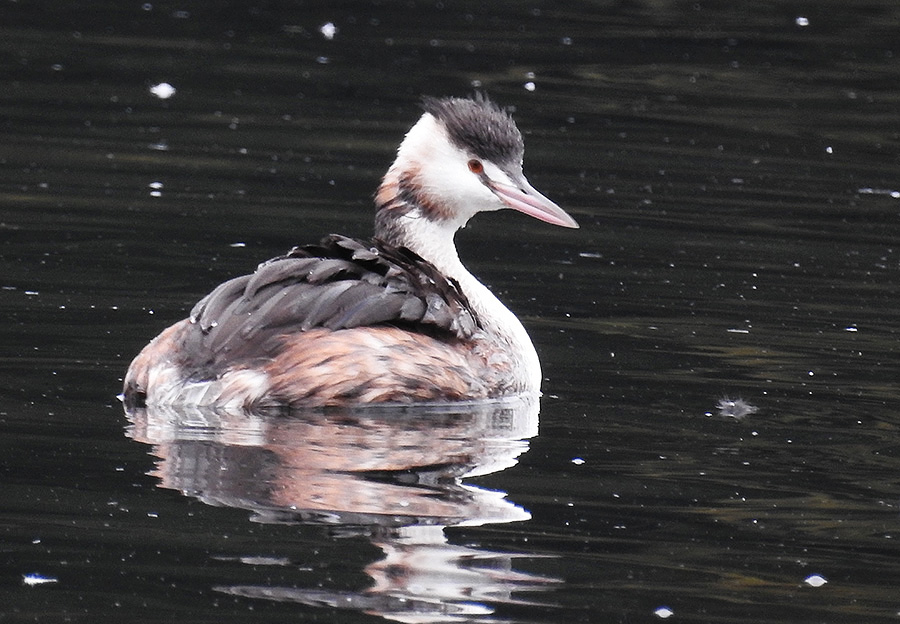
left=374, top=178, right=541, bottom=389
left=375, top=167, right=466, bottom=277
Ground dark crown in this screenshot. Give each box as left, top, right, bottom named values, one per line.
left=421, top=95, right=524, bottom=165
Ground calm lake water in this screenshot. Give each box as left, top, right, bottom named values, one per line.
left=3, top=1, right=900, bottom=622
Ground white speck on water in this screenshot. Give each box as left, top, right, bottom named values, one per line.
left=795, top=16, right=809, bottom=26
left=524, top=81, right=536, bottom=91
left=845, top=325, right=858, bottom=332
left=571, top=457, right=585, bottom=465
left=316, top=56, right=330, bottom=64
left=319, top=22, right=338, bottom=40
left=716, top=397, right=758, bottom=420
left=804, top=574, right=827, bottom=587
left=149, top=82, right=176, bottom=99
left=654, top=606, right=674, bottom=618
left=858, top=187, right=900, bottom=199
left=23, top=573, right=58, bottom=587
left=230, top=242, right=246, bottom=248
left=239, top=555, right=292, bottom=566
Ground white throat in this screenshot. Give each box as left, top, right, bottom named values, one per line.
left=392, top=211, right=542, bottom=390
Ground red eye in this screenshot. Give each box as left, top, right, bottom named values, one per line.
left=467, top=159, right=484, bottom=174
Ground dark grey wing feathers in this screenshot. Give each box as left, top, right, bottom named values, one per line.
left=189, top=275, right=252, bottom=333
left=244, top=257, right=314, bottom=299
left=185, top=235, right=480, bottom=369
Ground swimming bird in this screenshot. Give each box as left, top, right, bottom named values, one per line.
left=123, top=95, right=578, bottom=409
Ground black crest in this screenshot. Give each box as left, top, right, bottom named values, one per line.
left=422, top=95, right=524, bottom=165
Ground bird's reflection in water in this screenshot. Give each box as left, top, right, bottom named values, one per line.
left=126, top=394, right=558, bottom=622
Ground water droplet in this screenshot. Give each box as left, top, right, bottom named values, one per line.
left=804, top=574, right=827, bottom=587
left=149, top=82, right=176, bottom=99
left=23, top=573, right=58, bottom=587
left=319, top=22, right=337, bottom=40
left=654, top=606, right=674, bottom=618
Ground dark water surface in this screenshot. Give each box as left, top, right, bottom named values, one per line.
left=3, top=1, right=900, bottom=622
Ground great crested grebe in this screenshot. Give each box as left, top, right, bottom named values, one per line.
left=123, top=95, right=578, bottom=409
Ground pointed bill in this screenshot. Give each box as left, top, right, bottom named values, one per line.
left=489, top=175, right=579, bottom=229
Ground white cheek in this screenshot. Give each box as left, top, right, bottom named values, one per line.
left=419, top=148, right=501, bottom=213
left=394, top=114, right=506, bottom=218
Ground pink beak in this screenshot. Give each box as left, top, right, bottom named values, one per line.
left=489, top=175, right=579, bottom=229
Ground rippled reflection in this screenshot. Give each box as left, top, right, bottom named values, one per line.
left=126, top=395, right=557, bottom=622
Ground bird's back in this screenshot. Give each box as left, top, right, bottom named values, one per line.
left=123, top=235, right=501, bottom=409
